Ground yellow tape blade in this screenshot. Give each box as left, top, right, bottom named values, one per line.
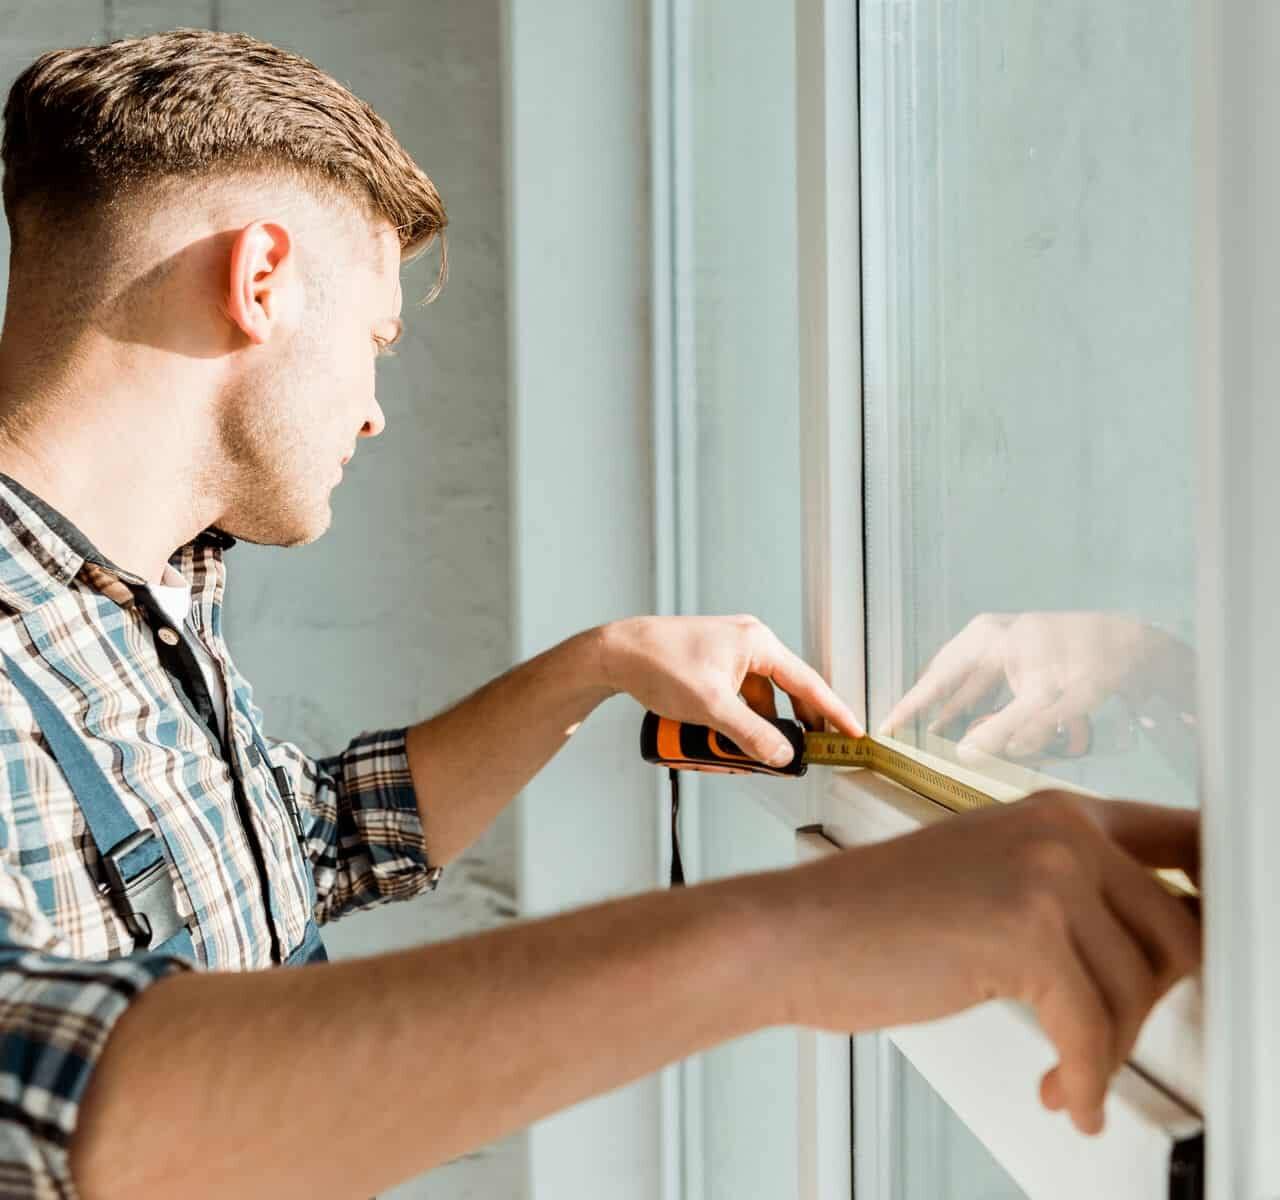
left=802, top=732, right=1198, bottom=902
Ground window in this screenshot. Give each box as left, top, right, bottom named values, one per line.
left=890, top=1046, right=1025, bottom=1200
left=862, top=0, right=1199, bottom=814
left=852, top=2, right=1205, bottom=1187
left=656, top=0, right=1224, bottom=1195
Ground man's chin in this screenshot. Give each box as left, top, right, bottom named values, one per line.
left=220, top=503, right=332, bottom=549
left=282, top=507, right=332, bottom=547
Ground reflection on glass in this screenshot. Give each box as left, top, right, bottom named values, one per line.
left=880, top=612, right=1198, bottom=791
left=893, top=1047, right=1028, bottom=1200
left=861, top=0, right=1198, bottom=808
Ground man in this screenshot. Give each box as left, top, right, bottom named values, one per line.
left=0, top=29, right=1199, bottom=1199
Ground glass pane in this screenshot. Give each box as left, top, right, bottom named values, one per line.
left=861, top=0, right=1199, bottom=810
left=684, top=0, right=803, bottom=1195
left=892, top=1046, right=1028, bottom=1200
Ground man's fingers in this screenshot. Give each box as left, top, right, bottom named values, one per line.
left=739, top=673, right=778, bottom=721
left=1041, top=1067, right=1065, bottom=1112
left=1038, top=853, right=1200, bottom=1132
left=1026, top=803, right=1201, bottom=1132
left=753, top=636, right=864, bottom=738
left=1068, top=897, right=1161, bottom=1088
left=707, top=696, right=797, bottom=767
left=1099, top=844, right=1202, bottom=1015
left=1026, top=940, right=1115, bottom=1134
left=1086, top=801, right=1201, bottom=877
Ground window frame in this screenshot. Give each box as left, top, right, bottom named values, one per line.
left=799, top=0, right=1209, bottom=1194
left=1201, top=4, right=1280, bottom=1196
left=657, top=0, right=1220, bottom=1194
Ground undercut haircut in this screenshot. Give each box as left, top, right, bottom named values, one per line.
left=1, top=27, right=447, bottom=298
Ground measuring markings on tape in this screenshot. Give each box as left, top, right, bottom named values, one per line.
left=804, top=731, right=997, bottom=813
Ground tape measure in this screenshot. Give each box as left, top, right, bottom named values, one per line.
left=640, top=711, right=1198, bottom=900
left=641, top=711, right=1001, bottom=811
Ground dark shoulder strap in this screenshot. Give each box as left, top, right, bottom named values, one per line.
left=1, top=651, right=194, bottom=958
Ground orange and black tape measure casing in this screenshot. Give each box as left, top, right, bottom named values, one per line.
left=639, top=711, right=808, bottom=777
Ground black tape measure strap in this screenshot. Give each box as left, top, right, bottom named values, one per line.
left=669, top=769, right=684, bottom=887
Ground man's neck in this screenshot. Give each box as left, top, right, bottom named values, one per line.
left=0, top=343, right=225, bottom=584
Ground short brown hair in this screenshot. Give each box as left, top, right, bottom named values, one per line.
left=1, top=27, right=447, bottom=298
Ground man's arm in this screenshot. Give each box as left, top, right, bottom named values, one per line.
left=68, top=791, right=1200, bottom=1200
left=69, top=865, right=781, bottom=1200
left=406, top=614, right=868, bottom=867
left=405, top=626, right=614, bottom=867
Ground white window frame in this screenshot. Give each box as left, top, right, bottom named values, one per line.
left=652, top=0, right=1257, bottom=1195
left=1201, top=5, right=1280, bottom=1198
left=798, top=0, right=1207, bottom=1195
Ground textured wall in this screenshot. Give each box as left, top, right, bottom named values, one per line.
left=0, top=5, right=522, bottom=1197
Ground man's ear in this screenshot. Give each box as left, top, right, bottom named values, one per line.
left=225, top=220, right=296, bottom=346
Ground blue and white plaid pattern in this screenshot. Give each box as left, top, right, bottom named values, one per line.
left=0, top=474, right=437, bottom=1195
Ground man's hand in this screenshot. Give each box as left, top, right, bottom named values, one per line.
left=408, top=613, right=861, bottom=867
left=597, top=614, right=864, bottom=767
left=775, top=790, right=1201, bottom=1137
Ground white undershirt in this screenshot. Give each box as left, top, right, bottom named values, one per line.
left=148, top=565, right=229, bottom=742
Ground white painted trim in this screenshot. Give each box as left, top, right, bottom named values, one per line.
left=670, top=0, right=700, bottom=624
left=796, top=0, right=866, bottom=732
left=800, top=821, right=1201, bottom=1200
left=1202, top=3, right=1280, bottom=1196
left=852, top=1032, right=894, bottom=1200
left=796, top=1028, right=854, bottom=1200
left=506, top=2, right=662, bottom=1196
left=889, top=1006, right=1199, bottom=1200
left=797, top=831, right=854, bottom=1200
left=791, top=8, right=865, bottom=1187
left=649, top=0, right=684, bottom=1196
left=651, top=0, right=678, bottom=645
left=855, top=0, right=908, bottom=721
left=662, top=1, right=706, bottom=1196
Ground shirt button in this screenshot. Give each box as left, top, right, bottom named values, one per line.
left=157, top=628, right=180, bottom=646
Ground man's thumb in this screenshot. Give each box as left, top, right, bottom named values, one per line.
left=718, top=712, right=795, bottom=768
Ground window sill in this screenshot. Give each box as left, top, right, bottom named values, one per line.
left=783, top=772, right=1202, bottom=1200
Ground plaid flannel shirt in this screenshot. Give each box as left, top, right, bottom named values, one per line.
left=0, top=473, right=440, bottom=1197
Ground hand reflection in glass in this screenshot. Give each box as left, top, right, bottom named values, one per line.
left=880, top=612, right=1197, bottom=771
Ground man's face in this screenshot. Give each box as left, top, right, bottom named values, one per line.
left=216, top=211, right=402, bottom=547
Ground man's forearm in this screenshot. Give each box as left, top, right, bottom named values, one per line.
left=405, top=626, right=617, bottom=865
left=69, top=868, right=798, bottom=1200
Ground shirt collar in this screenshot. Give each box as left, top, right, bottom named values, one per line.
left=0, top=472, right=235, bottom=613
